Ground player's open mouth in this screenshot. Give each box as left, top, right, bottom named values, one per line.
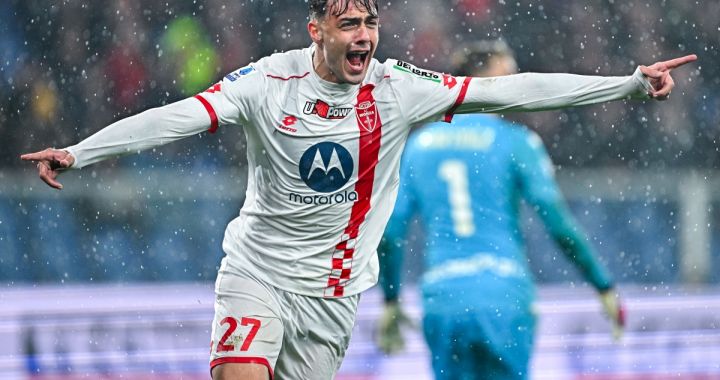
left=346, top=51, right=369, bottom=73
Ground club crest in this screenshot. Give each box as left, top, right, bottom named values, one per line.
left=355, top=100, right=378, bottom=132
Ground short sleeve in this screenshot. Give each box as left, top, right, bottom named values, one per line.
left=385, top=59, right=470, bottom=125
left=193, top=64, right=268, bottom=132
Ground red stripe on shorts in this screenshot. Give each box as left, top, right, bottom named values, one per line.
left=211, top=357, right=274, bottom=379
left=324, top=84, right=383, bottom=298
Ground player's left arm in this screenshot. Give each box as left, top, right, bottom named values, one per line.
left=454, top=55, right=696, bottom=114
left=20, top=97, right=213, bottom=189
left=516, top=131, right=612, bottom=288
left=515, top=130, right=625, bottom=339
left=21, top=63, right=266, bottom=190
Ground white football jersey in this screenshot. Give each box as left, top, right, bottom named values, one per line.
left=65, top=44, right=649, bottom=298
left=196, top=46, right=469, bottom=297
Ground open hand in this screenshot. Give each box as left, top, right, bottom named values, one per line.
left=20, top=148, right=75, bottom=190
left=640, top=54, right=697, bottom=100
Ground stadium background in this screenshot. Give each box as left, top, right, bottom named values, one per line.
left=0, top=0, right=718, bottom=378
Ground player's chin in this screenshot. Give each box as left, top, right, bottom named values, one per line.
left=342, top=64, right=368, bottom=84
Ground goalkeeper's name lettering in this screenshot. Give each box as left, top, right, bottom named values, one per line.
left=423, top=253, right=524, bottom=284
left=289, top=191, right=358, bottom=205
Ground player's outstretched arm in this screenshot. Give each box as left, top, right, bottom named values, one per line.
left=20, top=97, right=214, bottom=189
left=456, top=54, right=697, bottom=114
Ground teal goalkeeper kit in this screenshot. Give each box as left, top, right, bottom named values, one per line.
left=380, top=114, right=613, bottom=380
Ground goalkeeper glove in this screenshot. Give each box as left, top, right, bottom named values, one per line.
left=599, top=289, right=626, bottom=341
left=376, top=301, right=413, bottom=354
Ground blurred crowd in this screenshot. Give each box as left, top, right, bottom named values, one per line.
left=0, top=1, right=717, bottom=284
left=0, top=0, right=717, bottom=170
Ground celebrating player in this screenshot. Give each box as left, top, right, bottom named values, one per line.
left=21, top=0, right=695, bottom=379
left=376, top=40, right=627, bottom=380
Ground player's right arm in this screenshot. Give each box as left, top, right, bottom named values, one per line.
left=386, top=55, right=695, bottom=125
left=21, top=64, right=266, bottom=189
left=454, top=55, right=696, bottom=115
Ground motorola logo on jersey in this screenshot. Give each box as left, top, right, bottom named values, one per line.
left=303, top=99, right=353, bottom=120
left=298, top=142, right=354, bottom=193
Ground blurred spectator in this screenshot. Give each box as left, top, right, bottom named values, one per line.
left=2, top=0, right=715, bottom=169
left=0, top=2, right=25, bottom=87
left=161, top=16, right=219, bottom=96
left=104, top=0, right=149, bottom=111
left=2, top=0, right=715, bottom=284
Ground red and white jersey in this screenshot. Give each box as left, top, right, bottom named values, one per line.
left=65, top=45, right=650, bottom=298
left=196, top=46, right=471, bottom=297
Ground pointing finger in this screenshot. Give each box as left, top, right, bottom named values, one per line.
left=20, top=151, right=49, bottom=161
left=658, top=54, right=697, bottom=70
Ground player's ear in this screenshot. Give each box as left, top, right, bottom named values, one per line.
left=308, top=19, right=323, bottom=44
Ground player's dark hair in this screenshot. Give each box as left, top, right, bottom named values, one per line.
left=452, top=40, right=515, bottom=77
left=309, top=0, right=379, bottom=20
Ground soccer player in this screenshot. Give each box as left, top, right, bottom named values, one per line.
left=20, top=0, right=694, bottom=379
left=376, top=40, right=627, bottom=379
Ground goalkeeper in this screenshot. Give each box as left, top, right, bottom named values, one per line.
left=377, top=40, right=625, bottom=380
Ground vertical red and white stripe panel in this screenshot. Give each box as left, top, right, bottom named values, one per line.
left=324, top=84, right=382, bottom=298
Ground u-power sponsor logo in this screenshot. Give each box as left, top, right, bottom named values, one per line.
left=291, top=142, right=357, bottom=205
left=303, top=99, right=352, bottom=120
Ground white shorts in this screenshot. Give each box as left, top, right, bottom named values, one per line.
left=210, top=259, right=360, bottom=379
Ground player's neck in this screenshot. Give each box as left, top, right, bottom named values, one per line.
left=312, top=48, right=338, bottom=83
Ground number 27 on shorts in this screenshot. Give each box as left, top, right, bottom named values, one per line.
left=215, top=316, right=261, bottom=352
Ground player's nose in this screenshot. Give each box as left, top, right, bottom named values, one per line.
left=354, top=24, right=371, bottom=43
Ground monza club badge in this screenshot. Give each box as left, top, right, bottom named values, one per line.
left=355, top=100, right=378, bottom=133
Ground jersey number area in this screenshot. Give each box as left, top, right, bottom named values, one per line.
left=439, top=160, right=475, bottom=237
left=216, top=316, right=261, bottom=352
